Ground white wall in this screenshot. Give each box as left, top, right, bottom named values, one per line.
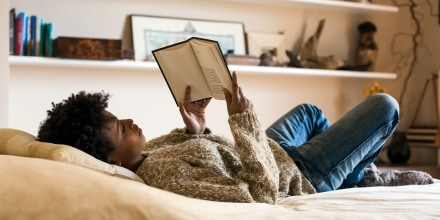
left=10, top=64, right=345, bottom=139
left=0, top=1, right=9, bottom=127
left=8, top=0, right=373, bottom=138
left=365, top=0, right=440, bottom=165
left=8, top=1, right=403, bottom=151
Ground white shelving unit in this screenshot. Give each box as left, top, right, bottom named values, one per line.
left=9, top=56, right=397, bottom=79
left=3, top=0, right=400, bottom=133
left=212, top=0, right=399, bottom=13
left=7, top=0, right=399, bottom=80
left=285, top=0, right=398, bottom=12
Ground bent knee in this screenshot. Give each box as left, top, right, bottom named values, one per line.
left=369, top=93, right=400, bottom=119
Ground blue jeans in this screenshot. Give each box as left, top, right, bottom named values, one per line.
left=266, top=93, right=399, bottom=192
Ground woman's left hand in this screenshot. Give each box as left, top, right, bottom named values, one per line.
left=178, top=86, right=211, bottom=134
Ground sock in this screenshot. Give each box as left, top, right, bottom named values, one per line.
left=357, top=164, right=434, bottom=187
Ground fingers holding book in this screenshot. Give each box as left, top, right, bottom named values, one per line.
left=178, top=86, right=211, bottom=135
left=223, top=72, right=253, bottom=116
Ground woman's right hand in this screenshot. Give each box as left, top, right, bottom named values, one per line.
left=223, top=71, right=253, bottom=116
left=178, top=86, right=210, bottom=135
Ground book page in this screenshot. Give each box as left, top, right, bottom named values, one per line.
left=154, top=42, right=212, bottom=104
left=191, top=39, right=232, bottom=100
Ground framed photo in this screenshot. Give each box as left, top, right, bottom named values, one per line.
left=246, top=32, right=287, bottom=62
left=131, top=15, right=246, bottom=61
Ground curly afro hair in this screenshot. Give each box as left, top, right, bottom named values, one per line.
left=38, top=91, right=115, bottom=162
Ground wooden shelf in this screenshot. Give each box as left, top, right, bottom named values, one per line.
left=211, top=0, right=398, bottom=13
left=9, top=56, right=397, bottom=79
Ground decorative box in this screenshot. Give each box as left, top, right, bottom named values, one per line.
left=225, top=54, right=260, bottom=66
left=54, top=37, right=122, bottom=60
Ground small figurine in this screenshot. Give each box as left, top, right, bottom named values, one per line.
left=258, top=52, right=274, bottom=66
left=356, top=21, right=378, bottom=71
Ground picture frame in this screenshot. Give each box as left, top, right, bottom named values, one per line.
left=131, top=15, right=246, bottom=61
left=246, top=32, right=287, bottom=62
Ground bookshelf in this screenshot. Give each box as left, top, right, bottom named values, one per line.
left=9, top=56, right=397, bottom=79
left=6, top=0, right=399, bottom=80
left=4, top=0, right=400, bottom=141
left=212, top=0, right=399, bottom=13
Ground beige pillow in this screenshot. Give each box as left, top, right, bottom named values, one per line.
left=0, top=128, right=144, bottom=183
left=0, top=154, right=291, bottom=220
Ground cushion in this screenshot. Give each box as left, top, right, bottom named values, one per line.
left=0, top=155, right=293, bottom=220
left=0, top=128, right=144, bottom=183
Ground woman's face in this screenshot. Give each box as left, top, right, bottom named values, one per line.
left=100, top=110, right=146, bottom=170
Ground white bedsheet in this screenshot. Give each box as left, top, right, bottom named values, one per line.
left=275, top=180, right=440, bottom=219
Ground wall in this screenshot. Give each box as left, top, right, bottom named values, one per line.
left=349, top=0, right=440, bottom=165
left=364, top=0, right=440, bottom=130
left=8, top=0, right=371, bottom=137
left=9, top=0, right=419, bottom=162
left=0, top=0, right=9, bottom=127
left=9, top=63, right=345, bottom=140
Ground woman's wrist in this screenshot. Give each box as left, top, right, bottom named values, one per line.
left=185, top=127, right=207, bottom=135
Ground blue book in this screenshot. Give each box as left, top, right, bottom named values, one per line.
left=30, top=15, right=37, bottom=56
left=21, top=13, right=28, bottom=56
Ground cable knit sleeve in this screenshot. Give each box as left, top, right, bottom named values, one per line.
left=227, top=111, right=280, bottom=204
left=136, top=112, right=281, bottom=204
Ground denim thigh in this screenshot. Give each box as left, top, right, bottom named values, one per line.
left=266, top=94, right=400, bottom=192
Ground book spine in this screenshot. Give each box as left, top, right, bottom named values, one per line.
left=14, top=12, right=25, bottom=56
left=22, top=13, right=28, bottom=56
left=29, top=15, right=37, bottom=56
left=9, top=8, right=15, bottom=55
left=44, top=23, right=53, bottom=57
left=39, top=18, right=45, bottom=56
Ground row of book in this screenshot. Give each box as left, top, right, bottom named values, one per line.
left=9, top=8, right=54, bottom=57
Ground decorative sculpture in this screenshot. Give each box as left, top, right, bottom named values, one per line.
left=286, top=19, right=374, bottom=71
left=356, top=21, right=378, bottom=71
left=293, top=19, right=345, bottom=69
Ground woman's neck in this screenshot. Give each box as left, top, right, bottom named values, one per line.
left=127, top=154, right=146, bottom=172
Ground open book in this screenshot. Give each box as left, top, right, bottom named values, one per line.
left=152, top=37, right=232, bottom=106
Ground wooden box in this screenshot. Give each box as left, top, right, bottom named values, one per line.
left=54, top=37, right=122, bottom=60
left=225, top=54, right=260, bottom=66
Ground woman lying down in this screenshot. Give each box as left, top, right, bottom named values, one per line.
left=37, top=72, right=433, bottom=204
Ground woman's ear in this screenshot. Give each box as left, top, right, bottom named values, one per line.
left=108, top=158, right=122, bottom=166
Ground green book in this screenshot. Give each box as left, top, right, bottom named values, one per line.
left=38, top=18, right=45, bottom=56
left=44, top=22, right=53, bottom=57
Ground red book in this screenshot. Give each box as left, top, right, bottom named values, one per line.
left=14, top=12, right=25, bottom=55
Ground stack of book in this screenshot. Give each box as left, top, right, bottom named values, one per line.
left=9, top=8, right=54, bottom=57
left=406, top=127, right=439, bottom=148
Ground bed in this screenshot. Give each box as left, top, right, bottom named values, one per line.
left=1, top=128, right=439, bottom=220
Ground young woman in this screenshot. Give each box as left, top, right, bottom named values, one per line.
left=38, top=72, right=433, bottom=204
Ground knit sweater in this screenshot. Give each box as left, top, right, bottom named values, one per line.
left=135, top=111, right=316, bottom=204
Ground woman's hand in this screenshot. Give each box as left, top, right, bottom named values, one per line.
left=178, top=86, right=211, bottom=135
left=223, top=71, right=253, bottom=116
